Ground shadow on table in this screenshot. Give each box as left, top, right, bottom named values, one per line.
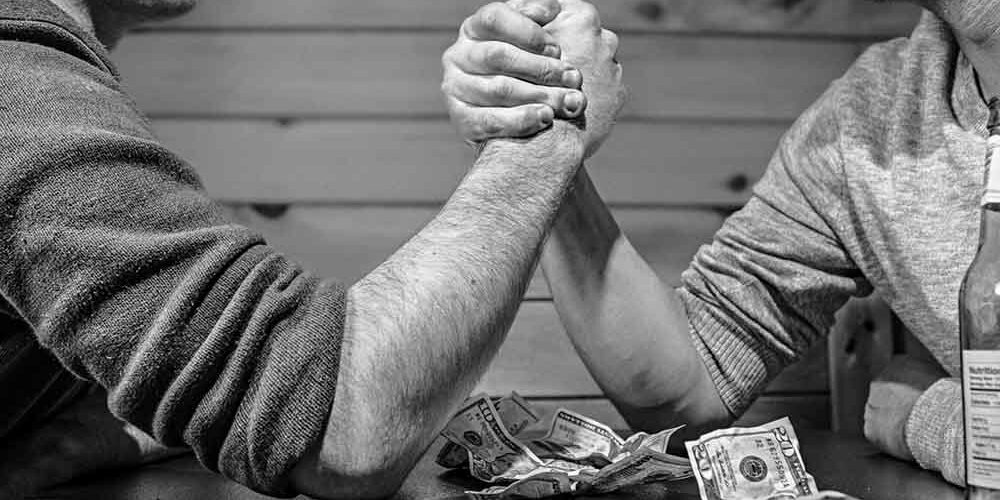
left=32, top=432, right=961, bottom=500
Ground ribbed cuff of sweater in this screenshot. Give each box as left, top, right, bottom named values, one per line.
left=677, top=287, right=772, bottom=417
left=905, top=377, right=964, bottom=486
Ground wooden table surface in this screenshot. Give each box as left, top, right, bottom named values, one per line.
left=31, top=430, right=963, bottom=500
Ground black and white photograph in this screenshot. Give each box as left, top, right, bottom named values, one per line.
left=0, top=1, right=993, bottom=499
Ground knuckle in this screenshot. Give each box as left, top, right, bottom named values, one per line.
left=527, top=27, right=549, bottom=51
left=489, top=79, right=515, bottom=100
left=540, top=0, right=561, bottom=14
left=446, top=99, right=463, bottom=121
left=476, top=3, right=507, bottom=34
left=463, top=122, right=486, bottom=142
left=440, top=78, right=457, bottom=98
left=578, top=3, right=600, bottom=25
left=482, top=42, right=511, bottom=69
left=441, top=46, right=457, bottom=67
left=459, top=113, right=483, bottom=139
left=478, top=114, right=505, bottom=137
left=536, top=61, right=561, bottom=84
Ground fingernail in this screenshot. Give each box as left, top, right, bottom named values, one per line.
left=564, top=91, right=584, bottom=115
left=537, top=106, right=554, bottom=126
left=543, top=44, right=561, bottom=59
left=562, top=69, right=582, bottom=88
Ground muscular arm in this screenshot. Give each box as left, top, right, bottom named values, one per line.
left=291, top=125, right=585, bottom=499
left=542, top=79, right=869, bottom=442
left=541, top=169, right=731, bottom=439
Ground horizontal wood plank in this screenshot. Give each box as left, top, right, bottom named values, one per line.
left=153, top=0, right=920, bottom=38
left=476, top=302, right=828, bottom=397
left=516, top=395, right=829, bottom=434
left=163, top=120, right=784, bottom=205
left=115, top=32, right=859, bottom=121
left=735, top=394, right=830, bottom=430
left=222, top=205, right=725, bottom=299
left=217, top=204, right=831, bottom=397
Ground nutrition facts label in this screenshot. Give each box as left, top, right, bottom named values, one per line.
left=964, top=350, right=1000, bottom=489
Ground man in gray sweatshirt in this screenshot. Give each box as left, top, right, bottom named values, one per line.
left=0, top=0, right=623, bottom=498
left=441, top=0, right=1000, bottom=487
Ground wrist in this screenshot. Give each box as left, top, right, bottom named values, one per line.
left=479, top=121, right=584, bottom=176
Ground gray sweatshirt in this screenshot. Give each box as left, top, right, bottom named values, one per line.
left=680, top=10, right=973, bottom=485
left=0, top=1, right=345, bottom=496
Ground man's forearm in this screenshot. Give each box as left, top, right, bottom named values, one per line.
left=291, top=123, right=585, bottom=499
left=541, top=169, right=730, bottom=438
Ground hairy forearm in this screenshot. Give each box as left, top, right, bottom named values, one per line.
left=541, top=169, right=730, bottom=438
left=292, top=123, right=584, bottom=499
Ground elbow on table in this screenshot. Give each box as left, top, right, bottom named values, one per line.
left=290, top=443, right=418, bottom=500
left=610, top=382, right=734, bottom=436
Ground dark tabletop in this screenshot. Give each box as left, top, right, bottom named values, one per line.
left=30, top=430, right=963, bottom=500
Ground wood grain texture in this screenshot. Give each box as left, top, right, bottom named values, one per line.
left=221, top=205, right=725, bottom=299
left=163, top=120, right=784, bottom=205
left=114, top=32, right=859, bottom=121
left=224, top=203, right=826, bottom=398
left=152, top=0, right=921, bottom=38
left=476, top=302, right=829, bottom=398
left=519, top=394, right=829, bottom=433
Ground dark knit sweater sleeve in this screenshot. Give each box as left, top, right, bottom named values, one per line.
left=0, top=39, right=344, bottom=496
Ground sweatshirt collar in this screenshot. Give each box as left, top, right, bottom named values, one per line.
left=906, top=10, right=986, bottom=135
left=952, top=51, right=988, bottom=135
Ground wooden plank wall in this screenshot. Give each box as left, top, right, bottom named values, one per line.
left=115, top=0, right=922, bottom=431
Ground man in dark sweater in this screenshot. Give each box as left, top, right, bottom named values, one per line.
left=0, top=0, right=623, bottom=498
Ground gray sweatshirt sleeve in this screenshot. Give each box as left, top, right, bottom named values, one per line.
left=678, top=80, right=872, bottom=416
left=906, top=378, right=964, bottom=486
left=0, top=40, right=344, bottom=496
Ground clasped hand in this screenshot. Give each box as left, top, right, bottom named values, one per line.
left=442, top=0, right=627, bottom=157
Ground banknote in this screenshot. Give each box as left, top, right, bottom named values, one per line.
left=439, top=394, right=692, bottom=497
left=583, top=447, right=694, bottom=493
left=685, top=417, right=818, bottom=500
left=498, top=392, right=541, bottom=436
left=526, top=409, right=626, bottom=466
left=440, top=394, right=543, bottom=483
left=466, top=470, right=575, bottom=499
left=619, top=425, right=685, bottom=456
left=437, top=393, right=540, bottom=469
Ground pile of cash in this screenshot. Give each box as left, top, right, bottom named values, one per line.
left=437, top=393, right=693, bottom=498
left=439, top=395, right=862, bottom=500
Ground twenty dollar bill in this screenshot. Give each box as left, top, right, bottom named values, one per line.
left=685, top=417, right=818, bottom=500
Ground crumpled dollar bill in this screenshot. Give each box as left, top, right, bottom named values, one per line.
left=685, top=417, right=824, bottom=500
left=438, top=393, right=692, bottom=498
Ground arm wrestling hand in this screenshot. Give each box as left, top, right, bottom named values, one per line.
left=442, top=0, right=586, bottom=142
left=443, top=0, right=626, bottom=156
left=863, top=354, right=947, bottom=461
left=546, top=0, right=627, bottom=157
